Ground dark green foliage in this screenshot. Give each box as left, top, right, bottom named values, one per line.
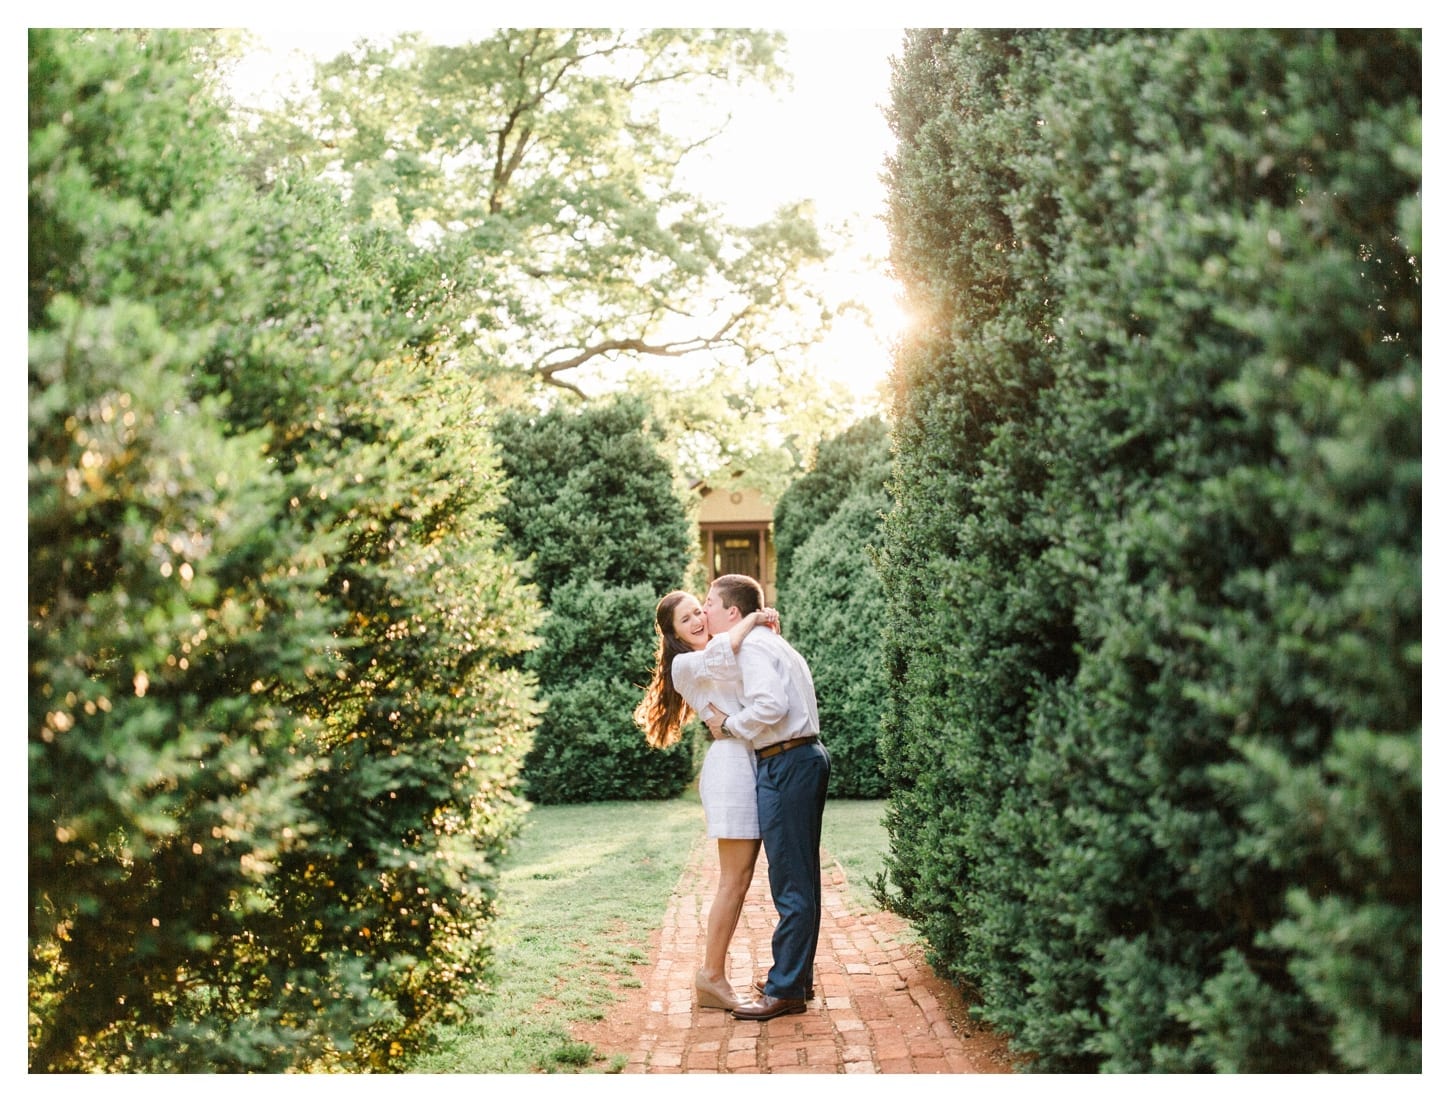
left=521, top=581, right=698, bottom=803
left=492, top=397, right=697, bottom=802
left=30, top=28, right=540, bottom=1071
left=773, top=416, right=892, bottom=797
left=773, top=415, right=892, bottom=584
left=780, top=489, right=891, bottom=798
left=492, top=396, right=695, bottom=604
left=880, top=28, right=1419, bottom=1072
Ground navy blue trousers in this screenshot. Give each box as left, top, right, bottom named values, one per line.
left=756, top=740, right=831, bottom=1000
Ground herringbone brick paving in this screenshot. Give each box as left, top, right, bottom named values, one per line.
left=595, top=831, right=1012, bottom=1074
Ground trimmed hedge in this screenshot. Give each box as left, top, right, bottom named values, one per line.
left=780, top=488, right=892, bottom=798
left=773, top=417, right=892, bottom=797
left=520, top=579, right=700, bottom=802
left=879, top=29, right=1419, bottom=1072
left=492, top=396, right=697, bottom=802
left=29, top=29, right=541, bottom=1071
left=773, top=415, right=892, bottom=584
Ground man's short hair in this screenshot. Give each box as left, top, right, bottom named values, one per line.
left=710, top=574, right=764, bottom=616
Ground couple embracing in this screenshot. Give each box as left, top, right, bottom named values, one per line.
left=635, top=573, right=831, bottom=1021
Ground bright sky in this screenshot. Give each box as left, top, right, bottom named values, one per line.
left=697, top=30, right=905, bottom=407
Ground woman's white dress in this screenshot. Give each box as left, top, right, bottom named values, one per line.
left=672, top=637, right=759, bottom=840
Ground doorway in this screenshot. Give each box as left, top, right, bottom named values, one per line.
left=713, top=531, right=761, bottom=579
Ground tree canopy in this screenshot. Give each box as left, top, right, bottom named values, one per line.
left=242, top=29, right=838, bottom=400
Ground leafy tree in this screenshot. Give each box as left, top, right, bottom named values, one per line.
left=491, top=396, right=697, bottom=802
left=879, top=28, right=1419, bottom=1072
left=244, top=29, right=834, bottom=398
left=621, top=363, right=863, bottom=503
left=30, top=28, right=540, bottom=1071
left=234, top=28, right=866, bottom=508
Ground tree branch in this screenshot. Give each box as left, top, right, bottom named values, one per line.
left=530, top=312, right=751, bottom=384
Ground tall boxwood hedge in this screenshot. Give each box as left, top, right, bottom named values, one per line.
left=30, top=29, right=541, bottom=1071
left=491, top=396, right=698, bottom=802
left=879, top=29, right=1419, bottom=1072
left=773, top=415, right=892, bottom=584
left=773, top=417, right=892, bottom=797
left=779, top=488, right=892, bottom=798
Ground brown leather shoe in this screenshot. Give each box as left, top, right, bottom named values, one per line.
left=754, top=978, right=814, bottom=1000
left=732, top=994, right=808, bottom=1021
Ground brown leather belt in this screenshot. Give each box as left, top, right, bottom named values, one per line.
left=756, top=736, right=819, bottom=761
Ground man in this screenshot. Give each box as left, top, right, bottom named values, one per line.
left=702, top=573, right=830, bottom=1021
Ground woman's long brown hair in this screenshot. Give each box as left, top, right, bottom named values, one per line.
left=634, top=591, right=697, bottom=749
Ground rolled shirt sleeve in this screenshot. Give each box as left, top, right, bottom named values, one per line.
left=672, top=637, right=746, bottom=719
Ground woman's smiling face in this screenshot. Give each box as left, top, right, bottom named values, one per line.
left=671, top=595, right=709, bottom=651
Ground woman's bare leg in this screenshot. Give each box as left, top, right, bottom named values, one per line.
left=701, top=838, right=762, bottom=980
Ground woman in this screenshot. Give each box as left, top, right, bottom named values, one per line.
left=635, top=590, right=778, bottom=1010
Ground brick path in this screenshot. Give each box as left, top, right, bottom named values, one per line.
left=613, top=832, right=1010, bottom=1074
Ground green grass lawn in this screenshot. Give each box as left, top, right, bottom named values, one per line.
left=821, top=795, right=895, bottom=914
left=405, top=792, right=892, bottom=1073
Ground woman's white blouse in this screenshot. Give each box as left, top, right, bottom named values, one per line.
left=671, top=634, right=742, bottom=715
